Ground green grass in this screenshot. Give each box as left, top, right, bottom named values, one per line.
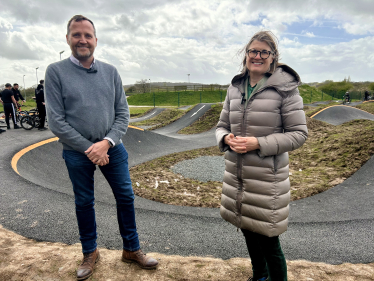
left=129, top=107, right=154, bottom=118
left=127, top=84, right=336, bottom=106
left=19, top=100, right=37, bottom=111
left=127, top=90, right=226, bottom=106
left=298, top=84, right=336, bottom=103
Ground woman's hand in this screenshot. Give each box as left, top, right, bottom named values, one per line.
left=224, top=134, right=259, bottom=154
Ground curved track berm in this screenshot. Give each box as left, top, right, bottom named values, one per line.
left=312, top=105, right=374, bottom=125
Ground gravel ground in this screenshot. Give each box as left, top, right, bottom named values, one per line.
left=171, top=156, right=225, bottom=182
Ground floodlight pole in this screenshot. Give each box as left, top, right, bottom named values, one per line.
left=59, top=50, right=65, bottom=60
left=36, top=67, right=39, bottom=85
left=23, top=75, right=26, bottom=101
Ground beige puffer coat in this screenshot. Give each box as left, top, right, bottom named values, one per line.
left=216, top=64, right=308, bottom=237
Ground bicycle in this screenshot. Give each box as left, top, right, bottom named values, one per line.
left=342, top=95, right=351, bottom=105
left=15, top=107, right=27, bottom=123
left=20, top=108, right=40, bottom=130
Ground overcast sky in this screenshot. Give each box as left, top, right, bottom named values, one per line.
left=0, top=0, right=373, bottom=88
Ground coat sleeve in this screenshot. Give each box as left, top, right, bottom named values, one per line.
left=216, top=88, right=231, bottom=152
left=256, top=89, right=308, bottom=157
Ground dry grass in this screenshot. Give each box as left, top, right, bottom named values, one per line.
left=1, top=225, right=374, bottom=281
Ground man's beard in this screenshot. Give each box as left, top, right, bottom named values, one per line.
left=75, top=47, right=92, bottom=59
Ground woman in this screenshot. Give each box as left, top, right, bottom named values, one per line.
left=216, top=31, right=308, bottom=281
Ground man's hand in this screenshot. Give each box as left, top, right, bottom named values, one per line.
left=224, top=133, right=259, bottom=154
left=85, top=140, right=110, bottom=166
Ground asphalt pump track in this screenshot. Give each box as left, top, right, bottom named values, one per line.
left=1, top=104, right=374, bottom=264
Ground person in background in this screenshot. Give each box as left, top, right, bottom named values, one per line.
left=45, top=14, right=158, bottom=281
left=364, top=90, right=369, bottom=101
left=343, top=91, right=351, bottom=104
left=35, top=80, right=47, bottom=131
left=12, top=83, right=26, bottom=108
left=216, top=31, right=308, bottom=281
left=0, top=83, right=20, bottom=129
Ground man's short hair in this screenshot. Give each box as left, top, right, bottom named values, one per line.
left=5, top=83, right=12, bottom=88
left=67, top=15, right=96, bottom=36
left=13, top=83, right=18, bottom=86
left=40, top=80, right=44, bottom=84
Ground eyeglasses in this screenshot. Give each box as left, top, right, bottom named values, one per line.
left=246, top=49, right=273, bottom=59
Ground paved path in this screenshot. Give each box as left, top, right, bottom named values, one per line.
left=1, top=105, right=374, bottom=264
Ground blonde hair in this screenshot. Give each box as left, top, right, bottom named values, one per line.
left=240, top=30, right=279, bottom=75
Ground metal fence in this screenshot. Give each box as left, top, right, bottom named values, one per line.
left=126, top=84, right=229, bottom=94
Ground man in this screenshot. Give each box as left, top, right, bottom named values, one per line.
left=12, top=83, right=26, bottom=107
left=45, top=15, right=158, bottom=280
left=35, top=80, right=47, bottom=131
left=0, top=83, right=20, bottom=129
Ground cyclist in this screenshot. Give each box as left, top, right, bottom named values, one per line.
left=343, top=91, right=351, bottom=104
left=364, top=90, right=370, bottom=101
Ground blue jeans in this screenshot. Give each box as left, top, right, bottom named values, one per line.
left=63, top=143, right=140, bottom=254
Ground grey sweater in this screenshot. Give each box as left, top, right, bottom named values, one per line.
left=45, top=58, right=129, bottom=153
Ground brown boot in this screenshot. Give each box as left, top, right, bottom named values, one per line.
left=76, top=248, right=100, bottom=280
left=122, top=249, right=158, bottom=269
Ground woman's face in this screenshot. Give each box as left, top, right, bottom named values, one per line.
left=246, top=40, right=274, bottom=77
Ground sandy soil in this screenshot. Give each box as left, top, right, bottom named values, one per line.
left=1, top=225, right=373, bottom=281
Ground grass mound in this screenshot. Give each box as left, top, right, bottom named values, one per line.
left=130, top=112, right=374, bottom=207
left=178, top=104, right=223, bottom=134
left=131, top=108, right=189, bottom=130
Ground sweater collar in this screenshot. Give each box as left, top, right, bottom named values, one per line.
left=70, top=54, right=95, bottom=69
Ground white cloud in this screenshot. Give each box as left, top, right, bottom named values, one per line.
left=301, top=31, right=316, bottom=38
left=0, top=0, right=374, bottom=86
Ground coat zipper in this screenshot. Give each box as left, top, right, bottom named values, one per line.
left=235, top=86, right=267, bottom=228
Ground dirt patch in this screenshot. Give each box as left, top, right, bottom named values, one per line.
left=0, top=225, right=373, bottom=281
left=130, top=107, right=154, bottom=118
left=356, top=101, right=374, bottom=114
left=178, top=104, right=223, bottom=135
left=130, top=146, right=224, bottom=208
left=131, top=108, right=191, bottom=130
left=131, top=117, right=374, bottom=207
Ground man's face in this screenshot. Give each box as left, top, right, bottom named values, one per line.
left=14, top=85, right=19, bottom=90
left=66, top=20, right=97, bottom=61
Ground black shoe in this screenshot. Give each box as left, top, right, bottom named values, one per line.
left=7, top=126, right=10, bottom=129
left=0, top=129, right=5, bottom=133
left=14, top=124, right=20, bottom=129
left=38, top=127, right=47, bottom=131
